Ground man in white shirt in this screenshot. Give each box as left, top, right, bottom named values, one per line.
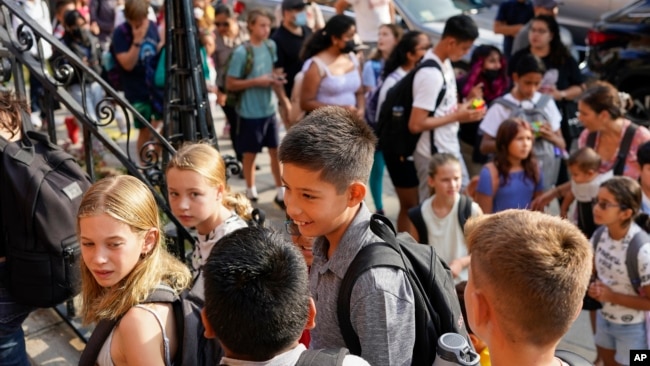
left=409, top=15, right=486, bottom=202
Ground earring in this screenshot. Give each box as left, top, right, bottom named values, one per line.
left=140, top=251, right=148, bottom=259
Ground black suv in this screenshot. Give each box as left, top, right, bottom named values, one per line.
left=586, top=0, right=650, bottom=126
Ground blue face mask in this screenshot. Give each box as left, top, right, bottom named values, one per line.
left=294, top=11, right=307, bottom=27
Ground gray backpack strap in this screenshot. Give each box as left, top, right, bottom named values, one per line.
left=492, top=97, right=518, bottom=110
left=536, top=93, right=553, bottom=109
left=295, top=348, right=349, bottom=366
left=626, top=230, right=648, bottom=294
left=592, top=226, right=606, bottom=254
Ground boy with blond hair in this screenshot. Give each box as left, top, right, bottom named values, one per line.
left=463, top=210, right=592, bottom=366
left=278, top=106, right=416, bottom=365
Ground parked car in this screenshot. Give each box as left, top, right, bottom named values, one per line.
left=586, top=0, right=650, bottom=126
left=231, top=0, right=504, bottom=69
left=477, top=0, right=637, bottom=47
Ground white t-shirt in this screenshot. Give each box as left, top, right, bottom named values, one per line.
left=375, top=67, right=407, bottom=122
left=412, top=51, right=460, bottom=158
left=593, top=223, right=650, bottom=324
left=345, top=0, right=391, bottom=43
left=219, top=344, right=371, bottom=365
left=479, top=91, right=562, bottom=138
left=420, top=194, right=480, bottom=282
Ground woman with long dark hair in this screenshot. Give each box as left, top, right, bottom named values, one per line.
left=299, top=15, right=364, bottom=117
left=376, top=30, right=431, bottom=231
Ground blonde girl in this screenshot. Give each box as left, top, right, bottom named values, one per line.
left=166, top=143, right=251, bottom=272
left=78, top=175, right=192, bottom=365
left=588, top=176, right=650, bottom=366
left=408, top=153, right=481, bottom=281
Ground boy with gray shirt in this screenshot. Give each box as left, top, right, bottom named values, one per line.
left=279, top=106, right=416, bottom=365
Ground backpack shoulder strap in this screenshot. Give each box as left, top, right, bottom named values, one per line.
left=457, top=195, right=473, bottom=233
left=492, top=96, right=518, bottom=110
left=240, top=41, right=254, bottom=79
left=295, top=348, right=350, bottom=366
left=337, top=242, right=405, bottom=355
left=142, top=284, right=184, bottom=365
left=415, top=59, right=446, bottom=154
left=626, top=230, right=648, bottom=294
left=613, top=123, right=638, bottom=176
left=535, top=93, right=553, bottom=109
left=592, top=226, right=606, bottom=250
left=586, top=131, right=597, bottom=148
left=417, top=59, right=446, bottom=111
left=78, top=318, right=119, bottom=366
left=407, top=203, right=428, bottom=244
left=555, top=349, right=592, bottom=366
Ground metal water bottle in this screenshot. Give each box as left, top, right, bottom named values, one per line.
left=432, top=333, right=480, bottom=366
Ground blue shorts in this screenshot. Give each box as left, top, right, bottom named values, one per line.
left=594, top=311, right=647, bottom=365
left=237, top=115, right=279, bottom=153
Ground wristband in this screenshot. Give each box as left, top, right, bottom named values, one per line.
left=133, top=42, right=142, bottom=48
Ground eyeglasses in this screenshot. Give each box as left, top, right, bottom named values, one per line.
left=215, top=22, right=229, bottom=28
left=592, top=199, right=627, bottom=210
left=285, top=220, right=301, bottom=236
left=416, top=44, right=432, bottom=51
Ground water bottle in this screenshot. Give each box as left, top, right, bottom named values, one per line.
left=392, top=105, right=404, bottom=118
left=432, top=333, right=480, bottom=366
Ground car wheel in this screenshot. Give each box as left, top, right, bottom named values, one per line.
left=624, top=86, right=650, bottom=128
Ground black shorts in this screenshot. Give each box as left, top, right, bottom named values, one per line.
left=383, top=152, right=419, bottom=188
left=237, top=115, right=279, bottom=153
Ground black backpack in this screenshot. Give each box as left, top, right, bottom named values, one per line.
left=0, top=129, right=91, bottom=307
left=377, top=59, right=447, bottom=159
left=408, top=195, right=474, bottom=244
left=337, top=214, right=470, bottom=365
left=79, top=273, right=222, bottom=366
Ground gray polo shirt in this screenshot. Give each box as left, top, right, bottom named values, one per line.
left=309, top=202, right=416, bottom=365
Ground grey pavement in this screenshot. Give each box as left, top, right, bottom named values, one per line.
left=24, top=107, right=597, bottom=365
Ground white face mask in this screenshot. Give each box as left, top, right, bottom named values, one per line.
left=194, top=7, right=204, bottom=19
left=571, top=170, right=614, bottom=202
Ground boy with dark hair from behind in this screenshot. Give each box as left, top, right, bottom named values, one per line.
left=408, top=14, right=486, bottom=201
left=279, top=106, right=416, bottom=365
left=463, top=210, right=592, bottom=366
left=201, top=226, right=369, bottom=365
left=637, top=140, right=650, bottom=213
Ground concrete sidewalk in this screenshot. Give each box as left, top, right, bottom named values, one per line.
left=24, top=108, right=598, bottom=365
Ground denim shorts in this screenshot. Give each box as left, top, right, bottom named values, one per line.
left=594, top=311, right=647, bottom=365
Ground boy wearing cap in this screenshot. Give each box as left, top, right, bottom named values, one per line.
left=493, top=0, right=534, bottom=58
left=271, top=0, right=313, bottom=106
left=511, top=0, right=575, bottom=57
